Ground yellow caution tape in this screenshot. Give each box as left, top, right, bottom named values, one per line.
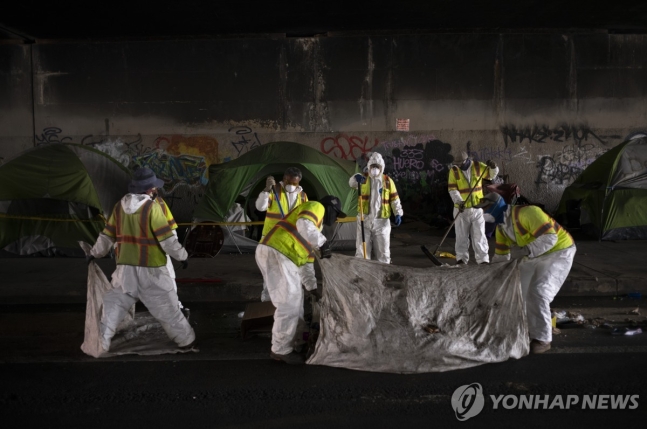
left=177, top=216, right=358, bottom=227
left=0, top=213, right=105, bottom=223
left=0, top=214, right=358, bottom=226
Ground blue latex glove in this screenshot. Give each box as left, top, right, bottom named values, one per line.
left=353, top=173, right=366, bottom=184
left=394, top=215, right=402, bottom=226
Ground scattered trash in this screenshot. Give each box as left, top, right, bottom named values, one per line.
left=625, top=319, right=639, bottom=327
left=566, top=311, right=585, bottom=322
left=600, top=323, right=613, bottom=329
left=611, top=327, right=643, bottom=336
left=238, top=311, right=245, bottom=318
left=436, top=251, right=456, bottom=259
left=587, top=317, right=607, bottom=327
left=628, top=307, right=641, bottom=316
left=584, top=324, right=597, bottom=329
left=553, top=310, right=567, bottom=319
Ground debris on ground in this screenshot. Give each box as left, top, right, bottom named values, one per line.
left=628, top=307, right=640, bottom=316
left=435, top=251, right=456, bottom=259
left=553, top=310, right=566, bottom=319
left=625, top=318, right=639, bottom=327
left=611, top=327, right=643, bottom=336
left=587, top=317, right=607, bottom=327
left=566, top=311, right=585, bottom=322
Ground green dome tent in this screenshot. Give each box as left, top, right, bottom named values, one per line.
left=194, top=141, right=360, bottom=221
left=556, top=137, right=647, bottom=240
left=0, top=143, right=131, bottom=256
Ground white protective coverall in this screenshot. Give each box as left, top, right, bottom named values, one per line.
left=491, top=207, right=576, bottom=343
left=448, top=160, right=499, bottom=264
left=256, top=182, right=313, bottom=302
left=90, top=194, right=195, bottom=351
left=254, top=218, right=326, bottom=355
left=348, top=152, right=403, bottom=264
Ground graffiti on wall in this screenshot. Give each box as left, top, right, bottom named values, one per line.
left=535, top=143, right=607, bottom=185
left=35, top=127, right=72, bottom=145
left=381, top=134, right=438, bottom=151
left=229, top=126, right=263, bottom=157
left=501, top=124, right=607, bottom=147
left=381, top=139, right=455, bottom=219
left=320, top=134, right=379, bottom=160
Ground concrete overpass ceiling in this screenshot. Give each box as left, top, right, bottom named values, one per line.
left=1, top=0, right=647, bottom=41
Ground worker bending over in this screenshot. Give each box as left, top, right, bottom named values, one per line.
left=476, top=192, right=576, bottom=354
left=87, top=167, right=195, bottom=352
left=255, top=196, right=345, bottom=365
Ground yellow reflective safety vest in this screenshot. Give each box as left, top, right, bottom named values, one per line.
left=447, top=162, right=488, bottom=208
left=261, top=201, right=324, bottom=267
left=102, top=198, right=175, bottom=267
left=495, top=205, right=574, bottom=257
left=262, top=186, right=308, bottom=236
left=357, top=173, right=400, bottom=218
left=156, top=197, right=178, bottom=231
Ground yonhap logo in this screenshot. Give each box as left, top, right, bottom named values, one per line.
left=451, top=383, right=485, bottom=421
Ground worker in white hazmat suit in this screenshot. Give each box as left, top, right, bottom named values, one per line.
left=87, top=167, right=195, bottom=352
left=255, top=195, right=345, bottom=365
left=447, top=152, right=499, bottom=265
left=349, top=152, right=403, bottom=263
left=256, top=166, right=309, bottom=302
left=476, top=192, right=576, bottom=354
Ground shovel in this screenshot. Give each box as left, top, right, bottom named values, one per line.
left=422, top=166, right=490, bottom=266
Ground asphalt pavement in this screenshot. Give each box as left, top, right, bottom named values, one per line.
left=1, top=220, right=646, bottom=427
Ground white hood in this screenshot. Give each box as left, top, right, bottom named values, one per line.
left=121, top=193, right=152, bottom=214
left=367, top=152, right=385, bottom=176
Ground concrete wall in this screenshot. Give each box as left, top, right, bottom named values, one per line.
left=1, top=33, right=646, bottom=221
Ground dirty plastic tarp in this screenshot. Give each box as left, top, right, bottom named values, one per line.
left=307, top=254, right=528, bottom=373
left=79, top=241, right=195, bottom=358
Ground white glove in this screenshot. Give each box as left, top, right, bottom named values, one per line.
left=519, top=246, right=531, bottom=257
left=264, top=176, right=276, bottom=192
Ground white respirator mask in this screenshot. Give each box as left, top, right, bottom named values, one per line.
left=284, top=184, right=297, bottom=193
left=370, top=168, right=381, bottom=177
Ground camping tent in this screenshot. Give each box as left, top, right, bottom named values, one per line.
left=194, top=141, right=359, bottom=221
left=0, top=143, right=131, bottom=256
left=556, top=137, right=647, bottom=240
left=193, top=142, right=360, bottom=252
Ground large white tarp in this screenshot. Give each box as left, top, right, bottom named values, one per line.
left=79, top=242, right=195, bottom=358
left=308, top=255, right=528, bottom=373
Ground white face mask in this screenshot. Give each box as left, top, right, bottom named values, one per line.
left=284, top=184, right=297, bottom=193
left=370, top=168, right=381, bottom=177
